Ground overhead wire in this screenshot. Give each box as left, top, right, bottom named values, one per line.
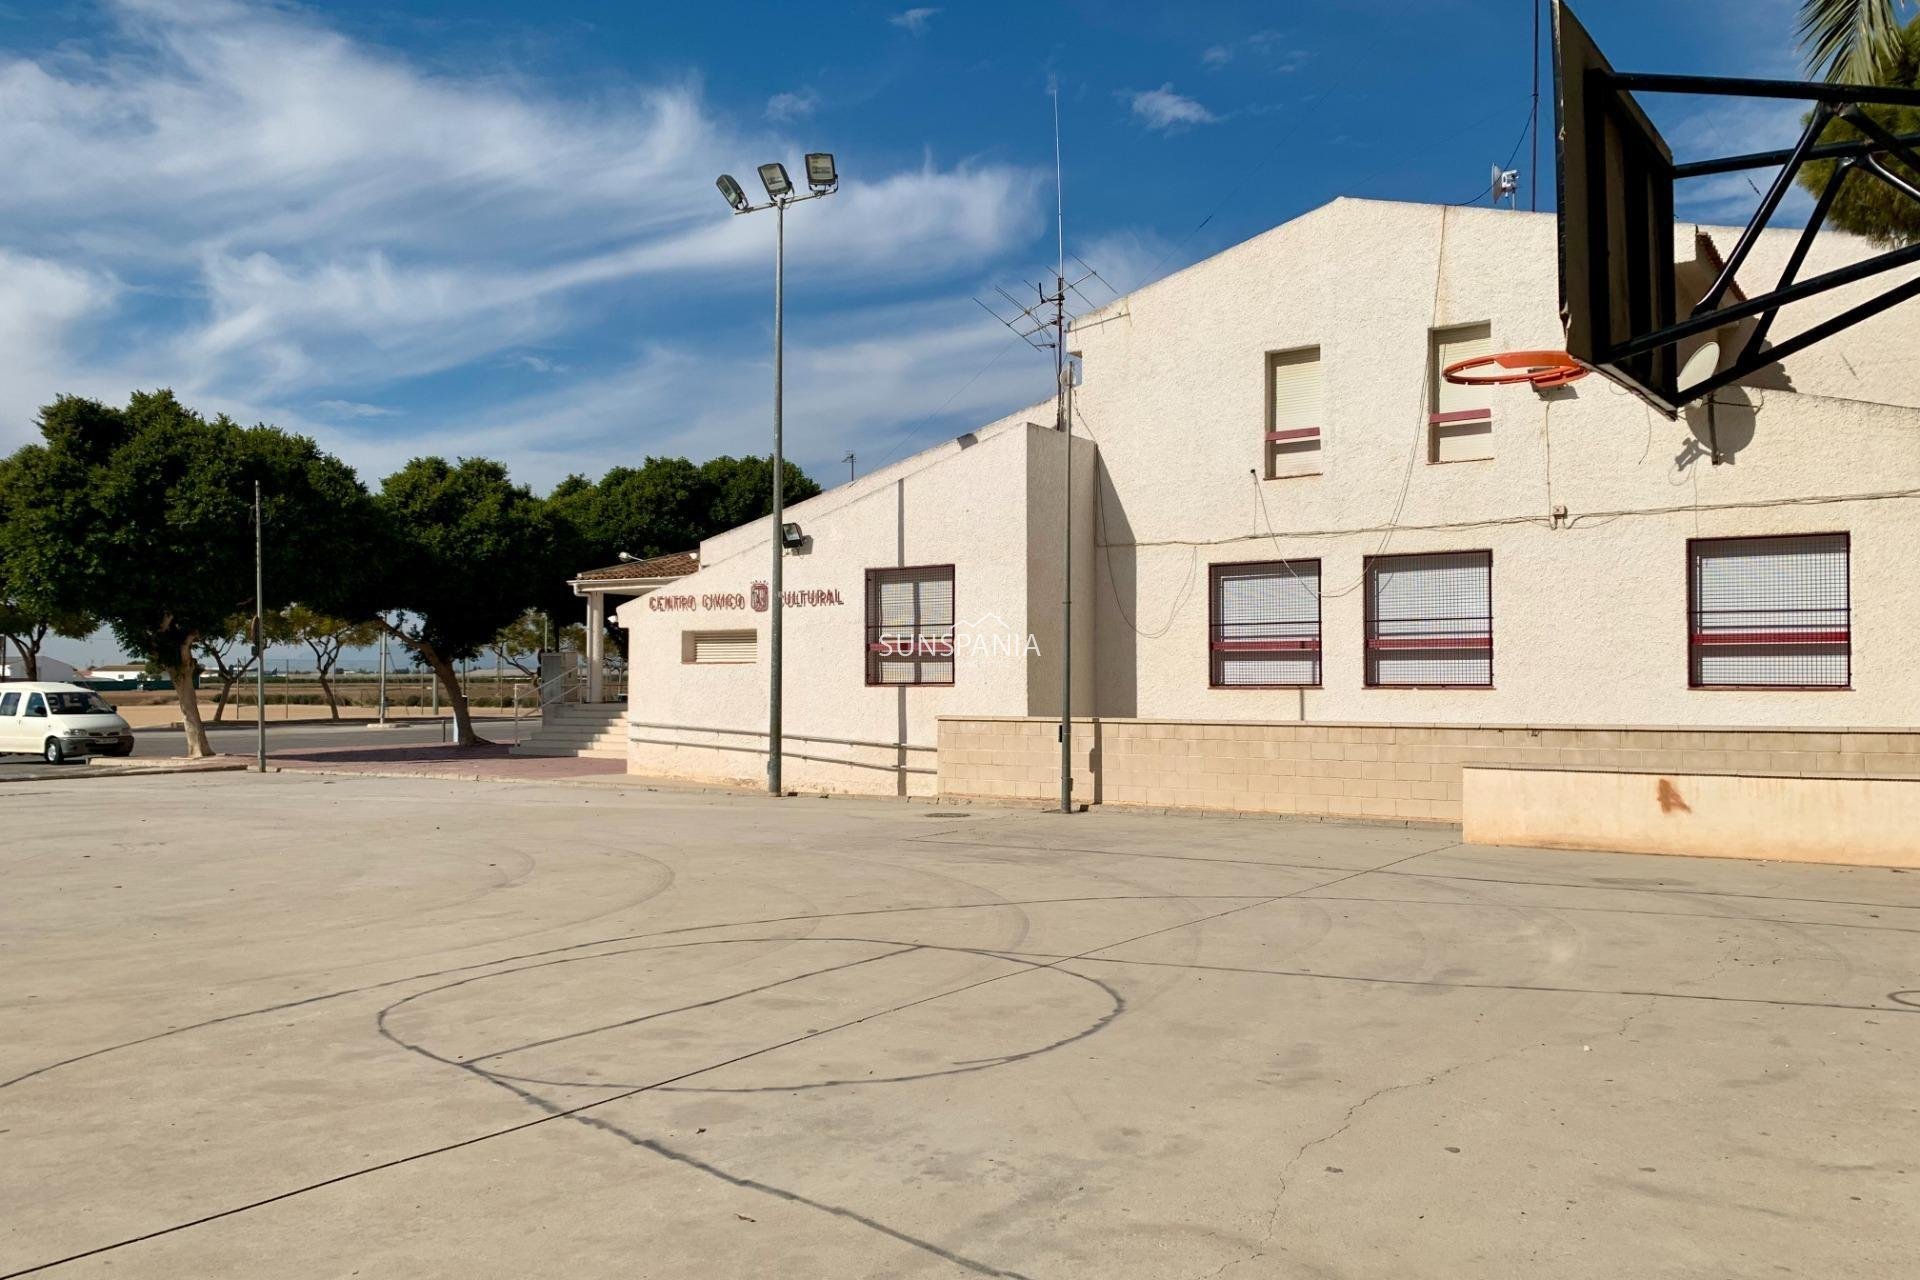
left=1450, top=106, right=1538, bottom=207
left=861, top=87, right=1543, bottom=480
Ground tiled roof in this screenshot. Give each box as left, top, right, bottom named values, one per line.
left=573, top=550, right=698, bottom=582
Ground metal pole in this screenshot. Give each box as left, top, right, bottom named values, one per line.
left=1531, top=0, right=1540, bottom=212
left=253, top=480, right=265, bottom=773
left=1053, top=85, right=1074, bottom=816
left=378, top=623, right=388, bottom=726
left=768, top=197, right=786, bottom=796
left=1059, top=353, right=1074, bottom=815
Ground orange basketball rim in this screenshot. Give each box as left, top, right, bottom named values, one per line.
left=1442, top=350, right=1590, bottom=390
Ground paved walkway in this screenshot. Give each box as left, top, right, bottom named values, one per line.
left=6, top=773, right=1916, bottom=1278
left=267, top=740, right=624, bottom=781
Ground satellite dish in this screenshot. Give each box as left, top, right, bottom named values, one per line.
left=1680, top=339, right=1755, bottom=462
left=1679, top=339, right=1722, bottom=394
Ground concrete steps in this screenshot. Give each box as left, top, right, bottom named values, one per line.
left=510, top=703, right=627, bottom=760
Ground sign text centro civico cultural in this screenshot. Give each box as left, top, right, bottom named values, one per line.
left=648, top=582, right=847, bottom=613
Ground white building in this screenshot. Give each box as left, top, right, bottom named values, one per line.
left=0, top=655, right=78, bottom=682
left=610, top=198, right=1920, bottom=838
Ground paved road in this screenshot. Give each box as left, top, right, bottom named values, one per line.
left=0, top=717, right=519, bottom=781
left=5, top=773, right=1917, bottom=1278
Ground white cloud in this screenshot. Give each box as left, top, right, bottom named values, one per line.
left=314, top=399, right=399, bottom=418
left=1200, top=30, right=1305, bottom=73
left=1128, top=84, right=1219, bottom=132
left=0, top=0, right=1044, bottom=461
left=1662, top=97, right=1816, bottom=225
left=403, top=299, right=1057, bottom=490
left=1073, top=228, right=1185, bottom=298
left=889, top=8, right=940, bottom=35
left=508, top=354, right=570, bottom=375
left=766, top=89, right=818, bottom=122
left=0, top=251, right=119, bottom=448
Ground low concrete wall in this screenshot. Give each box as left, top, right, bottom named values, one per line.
left=1462, top=765, right=1920, bottom=867
left=627, top=722, right=939, bottom=798
left=937, top=716, right=1920, bottom=826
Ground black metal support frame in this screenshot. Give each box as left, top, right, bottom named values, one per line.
left=1585, top=70, right=1920, bottom=413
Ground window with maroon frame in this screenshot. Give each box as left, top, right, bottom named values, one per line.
left=1364, top=551, right=1492, bottom=687
left=1689, top=534, right=1850, bottom=688
left=865, top=565, right=955, bottom=686
left=1209, top=560, right=1321, bottom=687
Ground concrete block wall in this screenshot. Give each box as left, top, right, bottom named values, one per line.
left=935, top=717, right=1920, bottom=823
left=937, top=718, right=1099, bottom=805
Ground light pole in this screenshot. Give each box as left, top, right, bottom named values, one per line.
left=377, top=618, right=388, bottom=727
left=716, top=152, right=838, bottom=796
left=253, top=480, right=266, bottom=773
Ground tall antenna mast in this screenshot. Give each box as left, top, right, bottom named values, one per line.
left=1053, top=77, right=1066, bottom=283
left=973, top=80, right=1102, bottom=811
left=1531, top=0, right=1541, bottom=211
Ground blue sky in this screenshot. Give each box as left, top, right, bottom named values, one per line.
left=0, top=0, right=1832, bottom=664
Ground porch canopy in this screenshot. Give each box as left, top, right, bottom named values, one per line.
left=568, top=551, right=698, bottom=701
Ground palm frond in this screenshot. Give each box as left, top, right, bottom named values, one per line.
left=1799, top=0, right=1906, bottom=82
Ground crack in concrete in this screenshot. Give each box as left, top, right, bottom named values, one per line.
left=1201, top=995, right=1668, bottom=1279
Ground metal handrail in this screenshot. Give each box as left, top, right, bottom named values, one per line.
left=512, top=665, right=587, bottom=745
left=626, top=719, right=934, bottom=753
left=626, top=733, right=936, bottom=777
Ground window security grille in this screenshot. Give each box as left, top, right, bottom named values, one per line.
left=866, top=566, right=956, bottom=686
left=1364, top=551, right=1493, bottom=687
left=1266, top=348, right=1323, bottom=478
left=1209, top=561, right=1322, bottom=687
left=1689, top=534, right=1849, bottom=688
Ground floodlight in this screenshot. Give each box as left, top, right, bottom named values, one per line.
left=758, top=162, right=793, bottom=200
left=780, top=522, right=805, bottom=549
left=804, top=152, right=838, bottom=192
left=716, top=174, right=750, bottom=212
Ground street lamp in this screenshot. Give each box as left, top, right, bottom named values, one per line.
left=715, top=152, right=837, bottom=797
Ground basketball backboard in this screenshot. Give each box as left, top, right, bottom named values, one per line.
left=1553, top=0, right=1920, bottom=416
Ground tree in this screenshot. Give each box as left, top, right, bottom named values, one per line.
left=549, top=455, right=822, bottom=571
left=489, top=609, right=551, bottom=678
left=1800, top=0, right=1909, bottom=83
left=197, top=618, right=258, bottom=723
left=1, top=391, right=378, bottom=757
left=700, top=455, right=823, bottom=534
left=371, top=457, right=567, bottom=746
left=0, top=455, right=98, bottom=680
left=1798, top=13, right=1920, bottom=245
left=283, top=605, right=381, bottom=719
left=0, top=600, right=96, bottom=683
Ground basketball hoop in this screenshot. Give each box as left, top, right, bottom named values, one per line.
left=1442, top=350, right=1590, bottom=390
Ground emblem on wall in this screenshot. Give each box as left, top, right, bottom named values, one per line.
left=751, top=581, right=769, bottom=612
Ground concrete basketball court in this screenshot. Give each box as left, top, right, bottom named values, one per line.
left=3, top=773, right=1916, bottom=1278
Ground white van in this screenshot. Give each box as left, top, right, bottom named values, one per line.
left=0, top=683, right=135, bottom=764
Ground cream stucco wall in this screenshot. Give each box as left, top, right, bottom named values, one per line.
left=622, top=196, right=1920, bottom=799
left=1462, top=765, right=1920, bottom=867
left=617, top=414, right=1095, bottom=795
left=1069, top=198, right=1920, bottom=729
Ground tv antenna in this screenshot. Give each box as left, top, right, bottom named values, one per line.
left=968, top=78, right=1111, bottom=817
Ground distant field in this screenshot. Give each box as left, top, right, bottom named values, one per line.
left=105, top=674, right=538, bottom=716
left=101, top=675, right=548, bottom=729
